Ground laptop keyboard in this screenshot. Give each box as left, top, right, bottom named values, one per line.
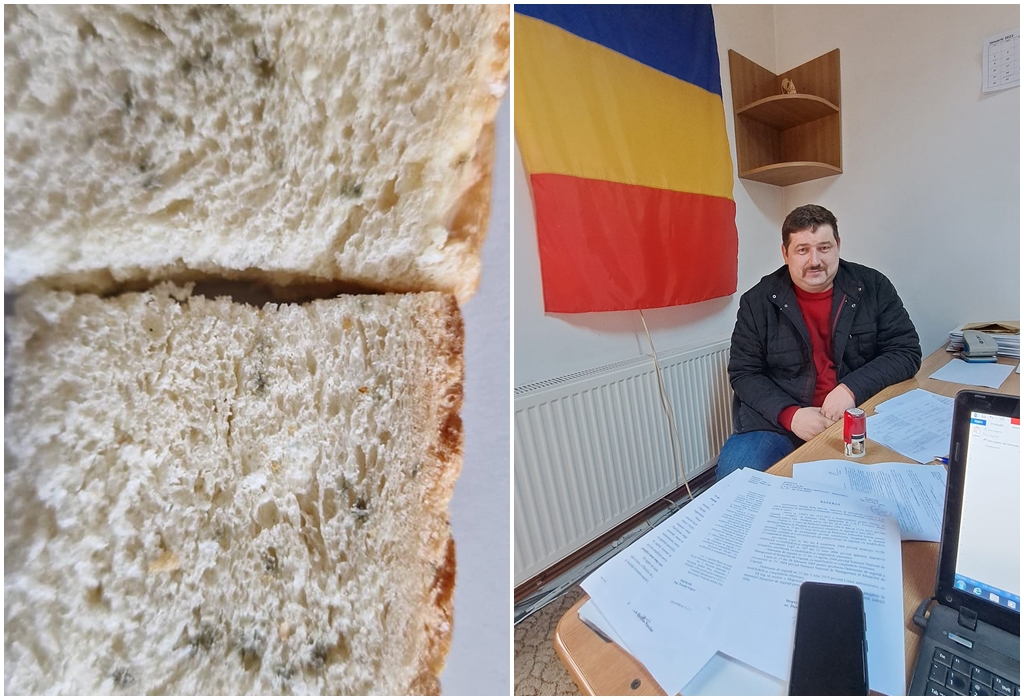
left=926, top=647, right=1020, bottom=696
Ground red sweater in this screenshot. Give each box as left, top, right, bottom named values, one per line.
left=778, top=287, right=838, bottom=431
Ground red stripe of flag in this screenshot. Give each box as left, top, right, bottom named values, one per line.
left=531, top=173, right=738, bottom=313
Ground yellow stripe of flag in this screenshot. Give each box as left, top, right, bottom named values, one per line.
left=514, top=13, right=734, bottom=201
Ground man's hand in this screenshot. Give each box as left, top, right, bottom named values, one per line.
left=790, top=407, right=835, bottom=442
left=820, top=384, right=856, bottom=422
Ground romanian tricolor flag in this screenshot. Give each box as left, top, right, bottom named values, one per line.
left=515, top=6, right=738, bottom=313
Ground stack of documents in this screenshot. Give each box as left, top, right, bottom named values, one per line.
left=578, top=462, right=946, bottom=696
left=947, top=323, right=1020, bottom=358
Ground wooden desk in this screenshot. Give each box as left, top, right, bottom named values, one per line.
left=554, top=347, right=1019, bottom=695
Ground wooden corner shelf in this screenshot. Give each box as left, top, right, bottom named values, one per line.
left=736, top=94, right=839, bottom=130
left=728, top=49, right=842, bottom=187
left=739, top=162, right=843, bottom=188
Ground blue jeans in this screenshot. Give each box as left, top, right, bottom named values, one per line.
left=716, top=431, right=796, bottom=481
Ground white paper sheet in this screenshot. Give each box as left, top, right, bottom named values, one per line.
left=792, top=459, right=947, bottom=541
left=582, top=470, right=756, bottom=692
left=873, top=387, right=955, bottom=417
left=929, top=359, right=1016, bottom=389
left=582, top=473, right=737, bottom=603
left=864, top=388, right=956, bottom=463
left=866, top=410, right=952, bottom=464
left=578, top=602, right=788, bottom=696
left=709, top=487, right=906, bottom=696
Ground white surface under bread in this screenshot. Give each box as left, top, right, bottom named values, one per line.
left=443, top=94, right=510, bottom=695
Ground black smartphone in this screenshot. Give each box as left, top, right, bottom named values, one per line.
left=788, top=581, right=868, bottom=696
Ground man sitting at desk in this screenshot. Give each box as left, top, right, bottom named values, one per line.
left=717, top=204, right=922, bottom=479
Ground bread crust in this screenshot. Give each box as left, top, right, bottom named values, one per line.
left=411, top=536, right=457, bottom=696
left=410, top=294, right=464, bottom=695
left=448, top=121, right=498, bottom=302
left=444, top=4, right=509, bottom=302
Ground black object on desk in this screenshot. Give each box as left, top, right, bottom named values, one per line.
left=788, top=581, right=869, bottom=696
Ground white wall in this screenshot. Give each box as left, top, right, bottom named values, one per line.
left=774, top=5, right=1020, bottom=355
left=514, top=5, right=1020, bottom=387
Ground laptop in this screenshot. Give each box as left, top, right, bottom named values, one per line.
left=909, top=390, right=1020, bottom=696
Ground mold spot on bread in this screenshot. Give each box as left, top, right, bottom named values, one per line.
left=187, top=622, right=220, bottom=655
left=340, top=179, right=363, bottom=199
left=307, top=635, right=348, bottom=672
left=252, top=369, right=268, bottom=395
left=236, top=626, right=267, bottom=673
left=111, top=666, right=135, bottom=688
left=353, top=496, right=370, bottom=524
left=262, top=547, right=278, bottom=574
left=273, top=663, right=295, bottom=685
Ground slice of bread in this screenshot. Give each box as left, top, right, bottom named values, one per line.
left=3, top=5, right=509, bottom=301
left=4, top=284, right=464, bottom=695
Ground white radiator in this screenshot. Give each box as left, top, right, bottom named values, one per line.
left=513, top=339, right=733, bottom=586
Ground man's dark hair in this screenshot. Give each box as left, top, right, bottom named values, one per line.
left=782, top=204, right=839, bottom=249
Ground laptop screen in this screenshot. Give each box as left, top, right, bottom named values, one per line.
left=953, top=409, right=1021, bottom=614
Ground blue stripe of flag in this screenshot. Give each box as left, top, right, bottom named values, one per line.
left=514, top=4, right=723, bottom=97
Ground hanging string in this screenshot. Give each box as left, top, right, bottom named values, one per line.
left=638, top=308, right=693, bottom=503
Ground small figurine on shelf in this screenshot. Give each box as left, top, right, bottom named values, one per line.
left=781, top=78, right=797, bottom=94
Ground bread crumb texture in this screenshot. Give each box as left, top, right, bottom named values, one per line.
left=4, top=284, right=465, bottom=695
left=3, top=5, right=509, bottom=301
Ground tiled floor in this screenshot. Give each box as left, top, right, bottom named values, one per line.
left=513, top=586, right=586, bottom=696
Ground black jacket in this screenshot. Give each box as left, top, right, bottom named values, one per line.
left=728, top=259, right=922, bottom=444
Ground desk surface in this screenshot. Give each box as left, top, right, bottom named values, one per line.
left=554, top=347, right=1020, bottom=696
